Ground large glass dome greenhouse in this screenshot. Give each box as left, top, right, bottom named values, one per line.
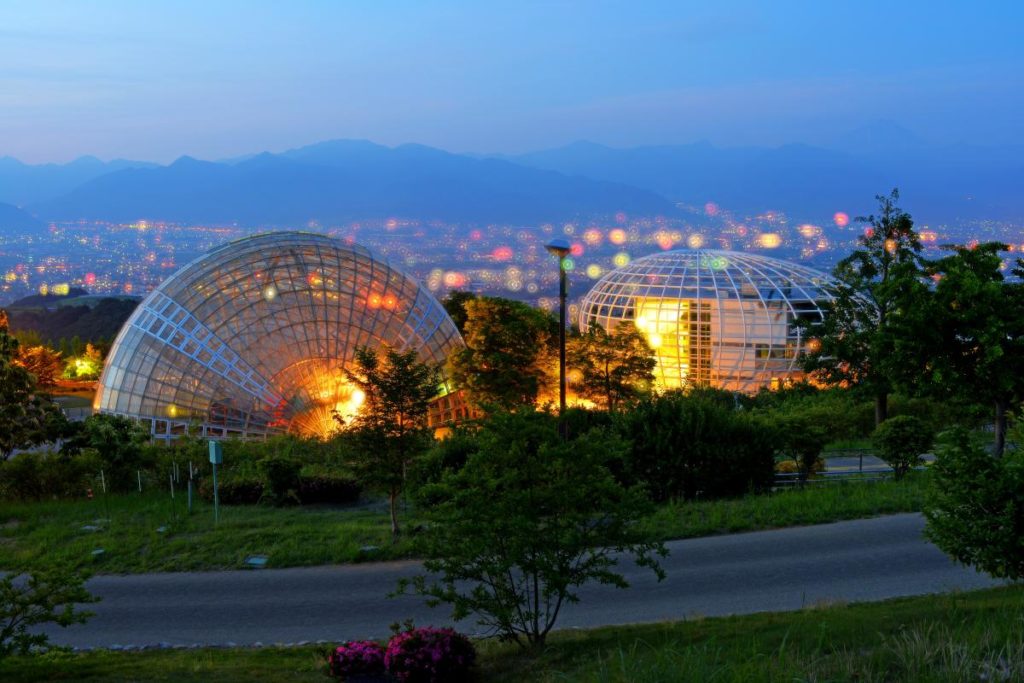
left=578, top=249, right=838, bottom=393
left=95, top=232, right=464, bottom=440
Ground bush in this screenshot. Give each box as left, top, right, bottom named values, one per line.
left=872, top=415, right=934, bottom=478
left=297, top=467, right=361, bottom=505
left=615, top=391, right=776, bottom=502
left=384, top=627, right=476, bottom=683
left=328, top=639, right=386, bottom=679
left=198, top=474, right=263, bottom=505
left=0, top=452, right=100, bottom=501
left=258, top=455, right=301, bottom=506
left=924, top=428, right=1024, bottom=580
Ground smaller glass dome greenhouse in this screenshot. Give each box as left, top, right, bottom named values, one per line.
left=578, top=249, right=838, bottom=393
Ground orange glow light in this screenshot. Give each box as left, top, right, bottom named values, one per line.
left=833, top=212, right=850, bottom=227
left=609, top=228, right=627, bottom=245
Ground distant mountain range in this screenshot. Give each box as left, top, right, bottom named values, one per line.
left=497, top=122, right=1024, bottom=221
left=26, top=141, right=677, bottom=226
left=0, top=202, right=45, bottom=234
left=1, top=122, right=1021, bottom=230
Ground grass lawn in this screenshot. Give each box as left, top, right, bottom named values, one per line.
left=0, top=585, right=1019, bottom=682
left=0, top=473, right=928, bottom=574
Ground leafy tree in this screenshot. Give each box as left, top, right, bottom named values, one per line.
left=800, top=189, right=926, bottom=426
left=14, top=345, right=63, bottom=389
left=337, top=346, right=440, bottom=540
left=871, top=414, right=933, bottom=478
left=441, top=290, right=476, bottom=334
left=911, top=243, right=1024, bottom=457
left=450, top=297, right=557, bottom=411
left=924, top=427, right=1024, bottom=579
left=0, top=566, right=97, bottom=658
left=0, top=311, right=66, bottom=460
left=63, top=343, right=103, bottom=380
left=61, top=413, right=150, bottom=490
left=776, top=413, right=830, bottom=482
left=568, top=322, right=656, bottom=411
left=402, top=410, right=666, bottom=648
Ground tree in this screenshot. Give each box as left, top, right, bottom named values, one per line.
left=0, top=566, right=97, bottom=659
left=871, top=414, right=933, bottom=478
left=924, top=427, right=1024, bottom=580
left=14, top=345, right=63, bottom=389
left=776, top=412, right=830, bottom=482
left=0, top=311, right=66, bottom=460
left=61, top=413, right=149, bottom=490
left=402, top=410, right=666, bottom=648
left=63, top=343, right=103, bottom=380
left=911, top=243, right=1024, bottom=457
left=568, top=322, right=656, bottom=411
left=441, top=290, right=476, bottom=334
left=450, top=297, right=557, bottom=411
left=337, top=346, right=440, bottom=540
left=800, top=189, right=926, bottom=426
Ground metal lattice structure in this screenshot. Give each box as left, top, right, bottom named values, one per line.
left=578, top=249, right=838, bottom=393
left=95, top=232, right=464, bottom=440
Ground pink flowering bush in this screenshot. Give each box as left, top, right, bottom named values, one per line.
left=328, top=639, right=387, bottom=680
left=384, top=626, right=476, bottom=683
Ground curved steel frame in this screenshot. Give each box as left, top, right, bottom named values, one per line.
left=578, top=249, right=837, bottom=393
left=96, top=232, right=464, bottom=439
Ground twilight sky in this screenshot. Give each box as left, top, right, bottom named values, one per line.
left=1, top=0, right=1021, bottom=163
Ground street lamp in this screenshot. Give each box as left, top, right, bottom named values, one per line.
left=545, top=238, right=571, bottom=424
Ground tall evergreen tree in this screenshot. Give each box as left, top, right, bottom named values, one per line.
left=800, top=189, right=925, bottom=426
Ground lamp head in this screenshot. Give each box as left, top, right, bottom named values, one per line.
left=545, top=238, right=572, bottom=258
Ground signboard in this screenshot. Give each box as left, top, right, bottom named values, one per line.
left=209, top=441, right=223, bottom=465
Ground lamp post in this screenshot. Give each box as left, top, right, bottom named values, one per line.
left=545, top=238, right=571, bottom=428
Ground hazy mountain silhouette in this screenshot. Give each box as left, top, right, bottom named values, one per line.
left=501, top=133, right=1024, bottom=221
left=7, top=127, right=1024, bottom=228
left=0, top=202, right=45, bottom=233
left=0, top=155, right=156, bottom=205
left=31, top=142, right=678, bottom=225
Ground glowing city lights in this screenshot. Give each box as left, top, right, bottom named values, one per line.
left=833, top=212, right=850, bottom=227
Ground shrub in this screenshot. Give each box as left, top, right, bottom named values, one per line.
left=297, top=467, right=361, bottom=505
left=198, top=474, right=264, bottom=505
left=327, top=639, right=386, bottom=679
left=0, top=451, right=100, bottom=501
left=615, top=391, right=776, bottom=502
left=258, top=455, right=301, bottom=506
left=872, top=415, right=934, bottom=478
left=924, top=428, right=1024, bottom=580
left=385, top=626, right=476, bottom=683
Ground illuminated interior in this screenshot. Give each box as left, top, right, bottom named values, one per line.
left=95, top=232, right=464, bottom=440
left=579, top=249, right=837, bottom=393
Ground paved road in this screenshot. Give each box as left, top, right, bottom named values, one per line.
left=48, top=513, right=1001, bottom=648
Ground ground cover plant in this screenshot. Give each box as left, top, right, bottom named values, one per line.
left=0, top=586, right=1020, bottom=682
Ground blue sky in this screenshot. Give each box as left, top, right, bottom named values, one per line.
left=1, top=0, right=1021, bottom=162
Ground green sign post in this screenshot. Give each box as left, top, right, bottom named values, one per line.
left=209, top=441, right=223, bottom=523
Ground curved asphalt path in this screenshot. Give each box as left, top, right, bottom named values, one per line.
left=47, top=513, right=1002, bottom=648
